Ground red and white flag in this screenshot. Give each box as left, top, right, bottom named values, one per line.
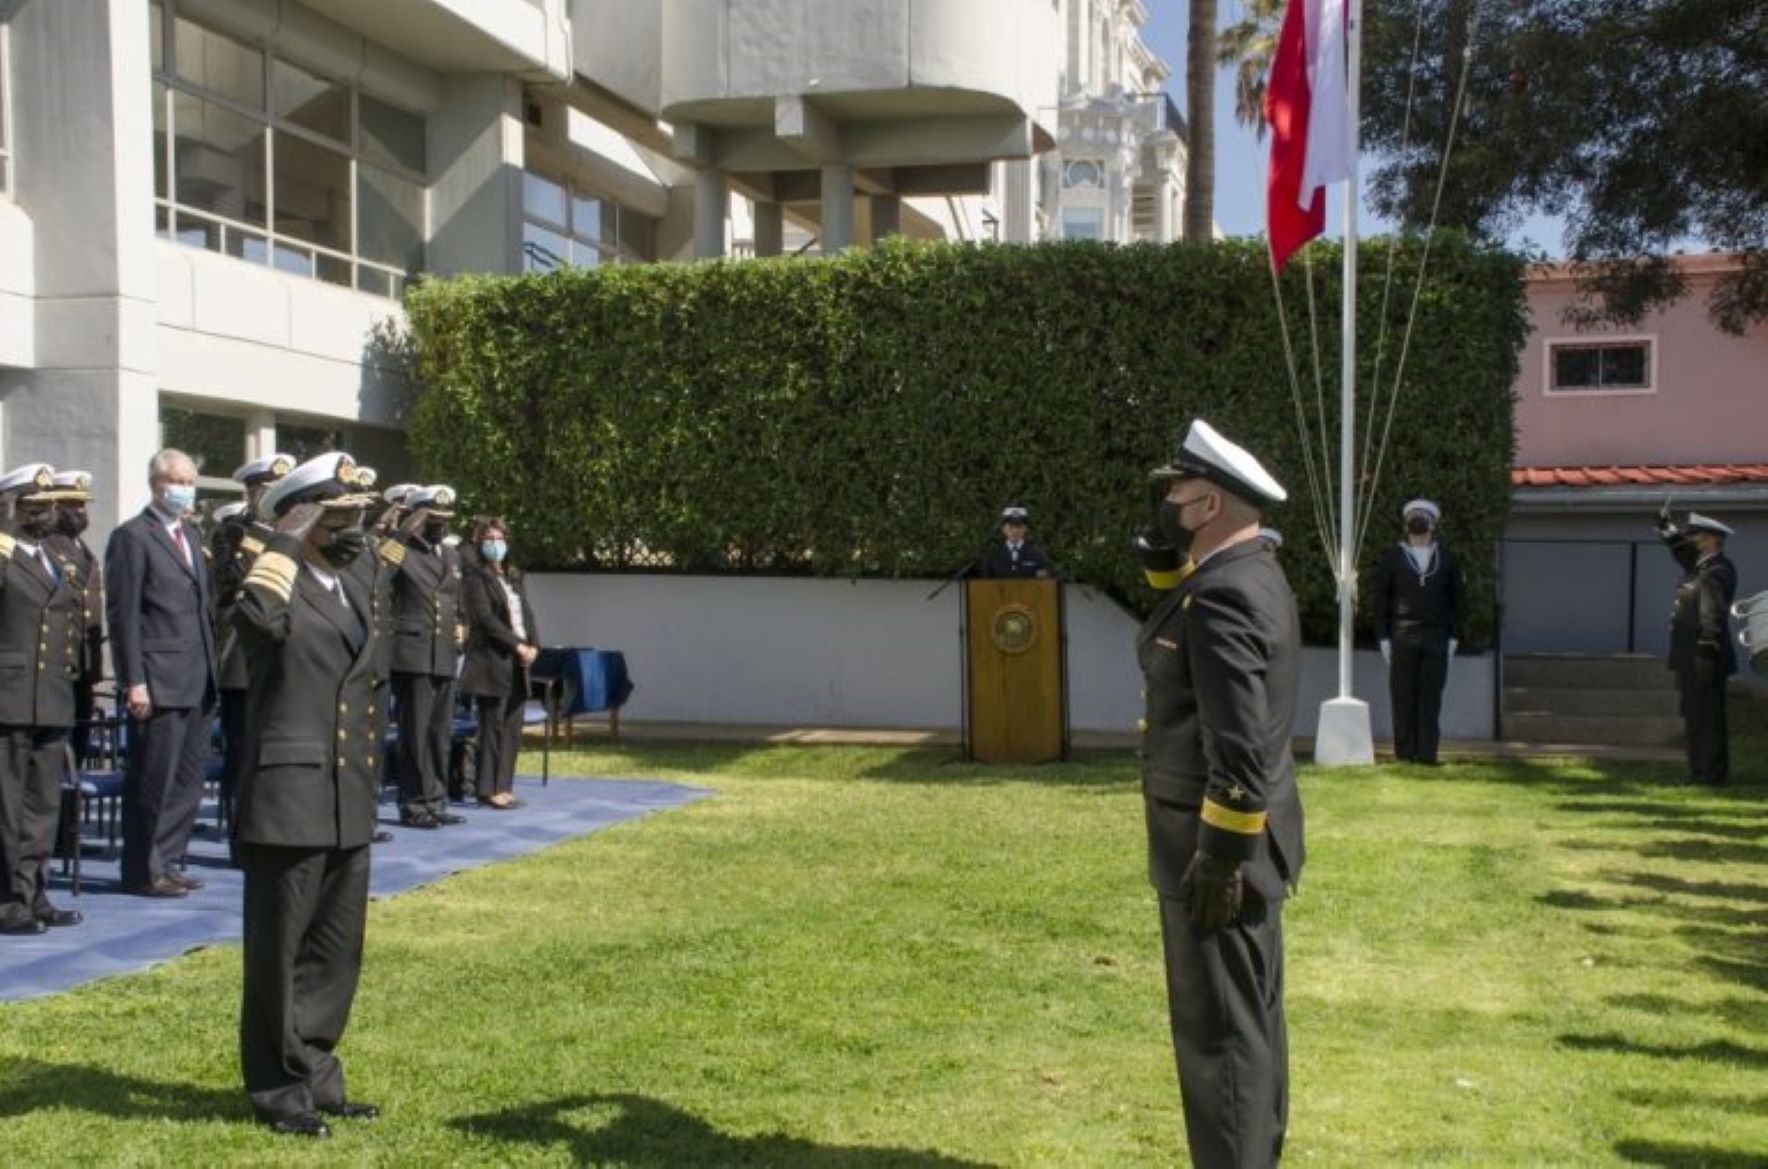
left=1266, top=0, right=1352, bottom=270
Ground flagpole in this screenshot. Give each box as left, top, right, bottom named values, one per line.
left=1338, top=0, right=1361, bottom=702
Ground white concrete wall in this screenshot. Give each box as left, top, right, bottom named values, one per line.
left=154, top=243, right=408, bottom=427
left=526, top=573, right=1496, bottom=739
left=0, top=202, right=33, bottom=368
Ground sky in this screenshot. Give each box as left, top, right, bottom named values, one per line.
left=1140, top=2, right=1568, bottom=257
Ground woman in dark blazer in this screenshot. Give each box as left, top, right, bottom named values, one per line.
left=458, top=517, right=539, bottom=809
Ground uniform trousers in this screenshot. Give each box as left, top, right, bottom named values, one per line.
left=1389, top=635, right=1449, bottom=763
left=71, top=681, right=97, bottom=765
left=0, top=726, right=67, bottom=927
left=239, top=841, right=369, bottom=1122
left=473, top=686, right=526, bottom=799
left=1159, top=893, right=1288, bottom=1169
left=218, top=688, right=249, bottom=834
left=121, top=703, right=212, bottom=888
left=1677, top=668, right=1729, bottom=784
left=392, top=673, right=453, bottom=816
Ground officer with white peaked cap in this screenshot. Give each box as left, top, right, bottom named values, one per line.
left=384, top=484, right=465, bottom=828
left=1657, top=502, right=1738, bottom=783
left=1137, top=419, right=1303, bottom=1168
left=1370, top=497, right=1464, bottom=765
left=44, top=471, right=106, bottom=772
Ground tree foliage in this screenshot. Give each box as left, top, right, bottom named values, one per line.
left=1362, top=0, right=1767, bottom=332
left=403, top=237, right=1526, bottom=649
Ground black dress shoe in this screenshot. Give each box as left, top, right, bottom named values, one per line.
left=1, top=917, right=48, bottom=936
left=399, top=812, right=441, bottom=830
left=37, top=907, right=83, bottom=928
left=168, top=872, right=206, bottom=891
left=372, top=830, right=394, bottom=844
left=318, top=1100, right=380, bottom=1121
left=267, top=1112, right=331, bottom=1139
left=435, top=811, right=466, bottom=826
left=127, top=876, right=188, bottom=899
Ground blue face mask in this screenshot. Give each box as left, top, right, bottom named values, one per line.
left=161, top=484, right=197, bottom=515
left=480, top=539, right=508, bottom=563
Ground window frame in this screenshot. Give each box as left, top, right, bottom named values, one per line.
left=151, top=0, right=427, bottom=299
left=1543, top=335, right=1657, bottom=398
left=521, top=167, right=656, bottom=273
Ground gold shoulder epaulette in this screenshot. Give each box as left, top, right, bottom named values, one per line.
left=379, top=540, right=406, bottom=567
left=0, top=533, right=15, bottom=559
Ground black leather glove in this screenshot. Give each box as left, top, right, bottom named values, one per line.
left=1656, top=498, right=1676, bottom=538
left=1178, top=850, right=1244, bottom=930
left=1134, top=530, right=1181, bottom=575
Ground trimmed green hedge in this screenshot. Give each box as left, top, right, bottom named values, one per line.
left=404, top=235, right=1526, bottom=649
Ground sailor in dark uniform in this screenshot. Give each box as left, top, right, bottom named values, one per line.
left=981, top=505, right=1055, bottom=578
left=1137, top=420, right=1303, bottom=1168
left=1658, top=507, right=1738, bottom=784
left=1371, top=499, right=1464, bottom=765
left=212, top=454, right=294, bottom=842
left=0, top=464, right=86, bottom=935
left=232, top=452, right=385, bottom=1137
left=45, top=471, right=105, bottom=766
left=386, top=485, right=466, bottom=829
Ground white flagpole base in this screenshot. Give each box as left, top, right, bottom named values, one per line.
left=1313, top=697, right=1375, bottom=767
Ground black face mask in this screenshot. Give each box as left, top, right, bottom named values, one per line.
left=56, top=508, right=89, bottom=537
left=321, top=526, right=368, bottom=567
left=1156, top=500, right=1195, bottom=557
left=18, top=512, right=54, bottom=540
left=1407, top=517, right=1433, bottom=536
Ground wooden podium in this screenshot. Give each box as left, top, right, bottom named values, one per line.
left=963, top=578, right=1067, bottom=763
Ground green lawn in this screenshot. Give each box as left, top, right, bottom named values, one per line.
left=1, top=727, right=1764, bottom=1166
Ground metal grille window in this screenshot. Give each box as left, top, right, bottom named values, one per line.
left=149, top=0, right=427, bottom=299
left=522, top=171, right=657, bottom=273
left=1546, top=339, right=1654, bottom=395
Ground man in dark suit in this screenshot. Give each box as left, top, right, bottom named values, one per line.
left=46, top=471, right=105, bottom=766
left=981, top=505, right=1056, bottom=579
left=1371, top=498, right=1464, bottom=765
left=1658, top=507, right=1739, bottom=784
left=0, top=465, right=87, bottom=936
left=232, top=451, right=385, bottom=1138
left=386, top=485, right=466, bottom=829
left=211, top=454, right=293, bottom=845
left=105, top=448, right=218, bottom=897
left=1137, top=419, right=1303, bottom=1169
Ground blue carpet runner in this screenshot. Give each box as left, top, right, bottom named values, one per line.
left=1, top=775, right=709, bottom=1002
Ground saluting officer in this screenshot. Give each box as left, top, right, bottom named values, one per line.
left=1137, top=420, right=1303, bottom=1169
left=233, top=452, right=385, bottom=1137
left=1658, top=507, right=1738, bottom=784
left=981, top=505, right=1056, bottom=578
left=213, top=454, right=294, bottom=841
left=45, top=471, right=105, bottom=766
left=0, top=464, right=86, bottom=936
left=385, top=485, right=466, bottom=829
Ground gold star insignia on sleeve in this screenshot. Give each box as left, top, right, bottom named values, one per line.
left=1226, top=783, right=1247, bottom=802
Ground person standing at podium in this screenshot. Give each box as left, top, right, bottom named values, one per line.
left=1136, top=419, right=1303, bottom=1168
left=981, top=505, right=1055, bottom=578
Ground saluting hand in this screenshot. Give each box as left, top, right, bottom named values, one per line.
left=276, top=501, right=325, bottom=543
left=399, top=506, right=431, bottom=537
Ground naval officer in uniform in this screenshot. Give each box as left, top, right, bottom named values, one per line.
left=1371, top=499, right=1464, bottom=765
left=232, top=452, right=385, bottom=1137
left=386, top=485, right=466, bottom=829
left=45, top=471, right=105, bottom=767
left=1658, top=507, right=1738, bottom=784
left=981, top=505, right=1056, bottom=578
left=1137, top=420, right=1303, bottom=1168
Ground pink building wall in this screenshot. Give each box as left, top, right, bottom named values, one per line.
left=1514, top=256, right=1768, bottom=467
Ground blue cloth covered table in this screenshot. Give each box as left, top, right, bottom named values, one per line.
left=532, top=648, right=633, bottom=716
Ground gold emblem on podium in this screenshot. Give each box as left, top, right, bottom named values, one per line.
left=990, top=604, right=1038, bottom=655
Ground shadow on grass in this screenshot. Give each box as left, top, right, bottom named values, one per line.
left=1614, top=1086, right=1768, bottom=1115
left=1615, top=1138, right=1768, bottom=1167
left=451, top=1093, right=995, bottom=1167
left=0, top=1057, right=246, bottom=1125
left=1557, top=1034, right=1768, bottom=1070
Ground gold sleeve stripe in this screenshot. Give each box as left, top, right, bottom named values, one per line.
left=0, top=533, right=14, bottom=558
left=1201, top=799, right=1268, bottom=836
left=244, top=551, right=297, bottom=601
left=241, top=536, right=265, bottom=554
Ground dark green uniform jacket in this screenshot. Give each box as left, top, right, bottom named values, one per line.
left=0, top=537, right=83, bottom=728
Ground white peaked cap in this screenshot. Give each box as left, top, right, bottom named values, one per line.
left=1402, top=499, right=1441, bottom=522
left=1685, top=512, right=1734, bottom=537
left=1152, top=420, right=1287, bottom=506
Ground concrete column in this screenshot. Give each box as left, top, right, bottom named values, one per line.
left=247, top=408, right=277, bottom=459
left=752, top=200, right=784, bottom=257
left=1152, top=173, right=1174, bottom=244
left=693, top=167, right=728, bottom=260
left=1001, top=159, right=1034, bottom=244
left=428, top=74, right=525, bottom=277
left=870, top=194, right=901, bottom=243
left=6, top=0, right=161, bottom=534
left=820, top=163, right=855, bottom=252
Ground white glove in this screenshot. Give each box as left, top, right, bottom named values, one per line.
left=1447, top=638, right=1459, bottom=659
left=1380, top=639, right=1392, bottom=664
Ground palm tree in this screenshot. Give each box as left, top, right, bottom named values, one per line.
left=1183, top=0, right=1218, bottom=242
left=1218, top=0, right=1286, bottom=140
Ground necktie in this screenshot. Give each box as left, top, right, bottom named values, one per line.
left=1011, top=544, right=1020, bottom=563
left=39, top=550, right=59, bottom=585
left=172, top=524, right=189, bottom=568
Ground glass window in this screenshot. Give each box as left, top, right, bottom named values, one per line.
left=524, top=172, right=567, bottom=227
left=272, top=57, right=349, bottom=144
left=171, top=89, right=267, bottom=228
left=152, top=82, right=169, bottom=199
left=360, top=93, right=425, bottom=174
left=1062, top=207, right=1104, bottom=240
left=274, top=132, right=351, bottom=253
left=149, top=1, right=164, bottom=73
left=160, top=405, right=247, bottom=480
left=357, top=163, right=424, bottom=272
left=1549, top=341, right=1653, bottom=392
left=522, top=221, right=568, bottom=273
left=572, top=192, right=613, bottom=249
left=174, top=15, right=263, bottom=110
